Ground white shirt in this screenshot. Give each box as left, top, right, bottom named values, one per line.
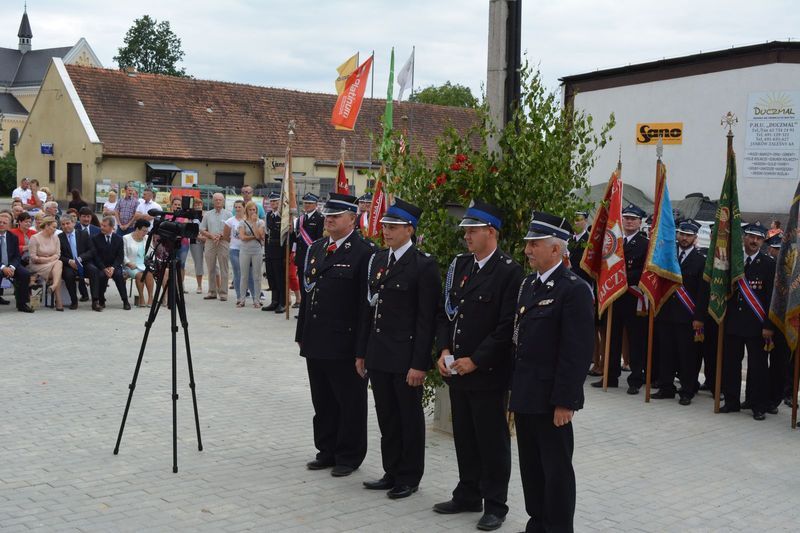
left=678, top=246, right=694, bottom=263
left=536, top=261, right=562, bottom=285
left=474, top=248, right=497, bottom=270
left=388, top=239, right=413, bottom=265
left=11, top=186, right=30, bottom=202
left=328, top=230, right=354, bottom=250
left=136, top=200, right=157, bottom=230
left=745, top=250, right=759, bottom=264
left=225, top=216, right=244, bottom=250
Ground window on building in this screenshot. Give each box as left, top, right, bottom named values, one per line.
left=49, top=160, right=55, bottom=183
left=215, top=172, right=245, bottom=189
left=9, top=128, right=18, bottom=152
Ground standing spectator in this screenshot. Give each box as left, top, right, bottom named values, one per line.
left=237, top=201, right=265, bottom=308
left=58, top=213, right=99, bottom=309
left=241, top=185, right=265, bottom=218
left=28, top=216, right=65, bottom=311
left=115, top=185, right=139, bottom=236
left=224, top=200, right=249, bottom=303
left=103, top=190, right=118, bottom=215
left=92, top=216, right=132, bottom=311
left=25, top=179, right=46, bottom=211
left=169, top=197, right=191, bottom=290
left=0, top=211, right=34, bottom=312
left=199, top=193, right=232, bottom=301
left=68, top=189, right=89, bottom=211
left=264, top=193, right=286, bottom=312
left=11, top=177, right=31, bottom=205
left=135, top=188, right=158, bottom=230
left=190, top=196, right=206, bottom=294
left=123, top=219, right=154, bottom=307
left=768, top=219, right=782, bottom=239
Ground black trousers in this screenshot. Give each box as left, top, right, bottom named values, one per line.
left=768, top=332, right=790, bottom=408
left=607, top=293, right=648, bottom=387
left=656, top=320, right=699, bottom=398
left=369, top=369, right=425, bottom=487
left=723, top=334, right=769, bottom=411
left=3, top=265, right=30, bottom=307
left=266, top=245, right=285, bottom=305
left=62, top=263, right=99, bottom=303
left=306, top=357, right=367, bottom=468
left=515, top=413, right=575, bottom=533
left=97, top=268, right=129, bottom=305
left=449, top=386, right=510, bottom=517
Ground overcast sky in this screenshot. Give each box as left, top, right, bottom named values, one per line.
left=2, top=1, right=798, bottom=99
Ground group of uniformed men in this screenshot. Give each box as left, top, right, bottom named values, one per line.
left=294, top=193, right=593, bottom=533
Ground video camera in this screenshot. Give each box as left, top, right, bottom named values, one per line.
left=147, top=196, right=201, bottom=245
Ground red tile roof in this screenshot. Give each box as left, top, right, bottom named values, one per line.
left=65, top=65, right=479, bottom=164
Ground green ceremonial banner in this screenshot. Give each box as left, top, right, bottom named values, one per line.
left=768, top=180, right=800, bottom=351
left=379, top=47, right=395, bottom=162
left=703, top=148, right=744, bottom=324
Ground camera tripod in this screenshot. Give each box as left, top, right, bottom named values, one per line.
left=113, top=240, right=203, bottom=473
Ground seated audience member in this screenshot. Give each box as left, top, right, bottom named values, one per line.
left=43, top=201, right=62, bottom=229
left=91, top=216, right=131, bottom=311
left=0, top=211, right=34, bottom=312
left=58, top=213, right=99, bottom=309
left=9, top=212, right=36, bottom=260
left=11, top=201, right=24, bottom=227
left=123, top=219, right=154, bottom=307
left=103, top=190, right=118, bottom=216
left=28, top=216, right=65, bottom=311
left=77, top=207, right=101, bottom=237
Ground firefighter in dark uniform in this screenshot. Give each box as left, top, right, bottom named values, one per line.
left=510, top=211, right=594, bottom=533
left=296, top=193, right=375, bottom=476
left=651, top=220, right=706, bottom=405
left=264, top=192, right=286, bottom=313
left=293, top=193, right=325, bottom=288
left=433, top=200, right=523, bottom=532
left=568, top=210, right=592, bottom=286
left=357, top=199, right=440, bottom=500
left=591, top=204, right=650, bottom=394
left=355, top=193, right=372, bottom=234
left=720, top=223, right=775, bottom=420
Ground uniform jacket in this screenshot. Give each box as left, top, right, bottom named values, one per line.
left=293, top=210, right=325, bottom=268
left=265, top=211, right=285, bottom=258
left=91, top=232, right=125, bottom=271
left=726, top=251, right=775, bottom=338
left=509, top=264, right=594, bottom=414
left=360, top=246, right=441, bottom=373
left=623, top=231, right=649, bottom=286
left=569, top=228, right=593, bottom=286
left=59, top=230, right=95, bottom=267
left=657, top=246, right=706, bottom=324
left=435, top=250, right=523, bottom=391
left=295, top=231, right=375, bottom=359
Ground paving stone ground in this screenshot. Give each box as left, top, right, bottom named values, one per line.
left=1, top=270, right=799, bottom=532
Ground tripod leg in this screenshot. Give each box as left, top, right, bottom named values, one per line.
left=175, top=265, right=203, bottom=451
left=170, top=259, right=179, bottom=473
left=114, top=263, right=168, bottom=455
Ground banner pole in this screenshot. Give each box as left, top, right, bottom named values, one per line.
left=602, top=306, right=613, bottom=391
left=714, top=319, right=724, bottom=413
left=792, top=343, right=799, bottom=429
left=645, top=306, right=654, bottom=402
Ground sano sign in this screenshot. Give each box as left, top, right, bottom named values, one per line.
left=636, top=122, right=683, bottom=145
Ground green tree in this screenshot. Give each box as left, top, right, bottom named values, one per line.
left=114, top=15, right=188, bottom=77
left=409, top=81, right=478, bottom=108
left=0, top=151, right=16, bottom=195
left=375, top=61, right=615, bottom=409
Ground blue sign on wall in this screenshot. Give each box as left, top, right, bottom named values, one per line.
left=40, top=143, right=54, bottom=155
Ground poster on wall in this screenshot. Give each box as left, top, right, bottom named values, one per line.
left=743, top=91, right=800, bottom=180
left=181, top=170, right=199, bottom=187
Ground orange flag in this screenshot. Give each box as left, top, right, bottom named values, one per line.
left=580, top=165, right=628, bottom=315
left=331, top=55, right=373, bottom=131
left=366, top=178, right=387, bottom=238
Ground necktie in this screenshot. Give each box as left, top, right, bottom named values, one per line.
left=1, top=234, right=7, bottom=268
left=746, top=256, right=752, bottom=268
left=388, top=252, right=396, bottom=269
left=326, top=242, right=337, bottom=255
left=679, top=250, right=686, bottom=263
left=69, top=233, right=83, bottom=276
left=532, top=276, right=543, bottom=292
left=106, top=235, right=111, bottom=245
left=471, top=262, right=480, bottom=276
left=84, top=225, right=89, bottom=234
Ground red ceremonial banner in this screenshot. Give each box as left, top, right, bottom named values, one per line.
left=336, top=160, right=349, bottom=194
left=580, top=168, right=628, bottom=315
left=331, top=56, right=374, bottom=131
left=366, top=179, right=387, bottom=238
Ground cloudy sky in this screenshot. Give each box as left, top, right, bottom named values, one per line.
left=2, top=0, right=798, bottom=99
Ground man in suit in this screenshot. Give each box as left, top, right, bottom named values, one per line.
left=293, top=193, right=325, bottom=291
left=58, top=213, right=99, bottom=310
left=264, top=192, right=286, bottom=313
left=652, top=220, right=706, bottom=405
left=0, top=211, right=34, bottom=312
left=92, top=216, right=132, bottom=311
left=722, top=223, right=775, bottom=420
left=510, top=211, right=594, bottom=533
left=592, top=204, right=650, bottom=394
left=434, top=200, right=523, bottom=532
left=296, top=193, right=375, bottom=477
left=357, top=199, right=440, bottom=500
left=77, top=207, right=101, bottom=238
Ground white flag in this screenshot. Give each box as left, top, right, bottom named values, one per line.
left=396, top=49, right=414, bottom=101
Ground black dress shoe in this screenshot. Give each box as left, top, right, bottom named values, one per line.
left=123, top=302, right=132, bottom=310
left=331, top=465, right=356, bottom=477
left=627, top=386, right=640, bottom=395
left=69, top=302, right=79, bottom=310
left=79, top=295, right=90, bottom=302
left=718, top=404, right=740, bottom=413
left=387, top=485, right=417, bottom=499
left=784, top=397, right=793, bottom=407
left=363, top=476, right=394, bottom=490
left=767, top=405, right=779, bottom=415
left=306, top=459, right=334, bottom=470
left=263, top=303, right=278, bottom=311
left=17, top=304, right=34, bottom=313
left=274, top=305, right=286, bottom=313
left=587, top=368, right=603, bottom=377
left=92, top=301, right=103, bottom=312
left=476, top=513, right=506, bottom=531
left=591, top=379, right=618, bottom=388
left=0, top=296, right=10, bottom=305
left=753, top=411, right=766, bottom=421
left=741, top=400, right=751, bottom=410
left=651, top=389, right=676, bottom=399
left=433, top=499, right=483, bottom=514
left=678, top=397, right=692, bottom=406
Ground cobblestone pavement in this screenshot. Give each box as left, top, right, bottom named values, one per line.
left=1, top=277, right=799, bottom=532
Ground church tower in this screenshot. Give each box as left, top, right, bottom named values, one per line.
left=18, top=5, right=32, bottom=54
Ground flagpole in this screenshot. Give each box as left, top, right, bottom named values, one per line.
left=409, top=45, right=415, bottom=149
left=645, top=307, right=654, bottom=402
left=602, top=307, right=613, bottom=391
left=285, top=122, right=295, bottom=321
